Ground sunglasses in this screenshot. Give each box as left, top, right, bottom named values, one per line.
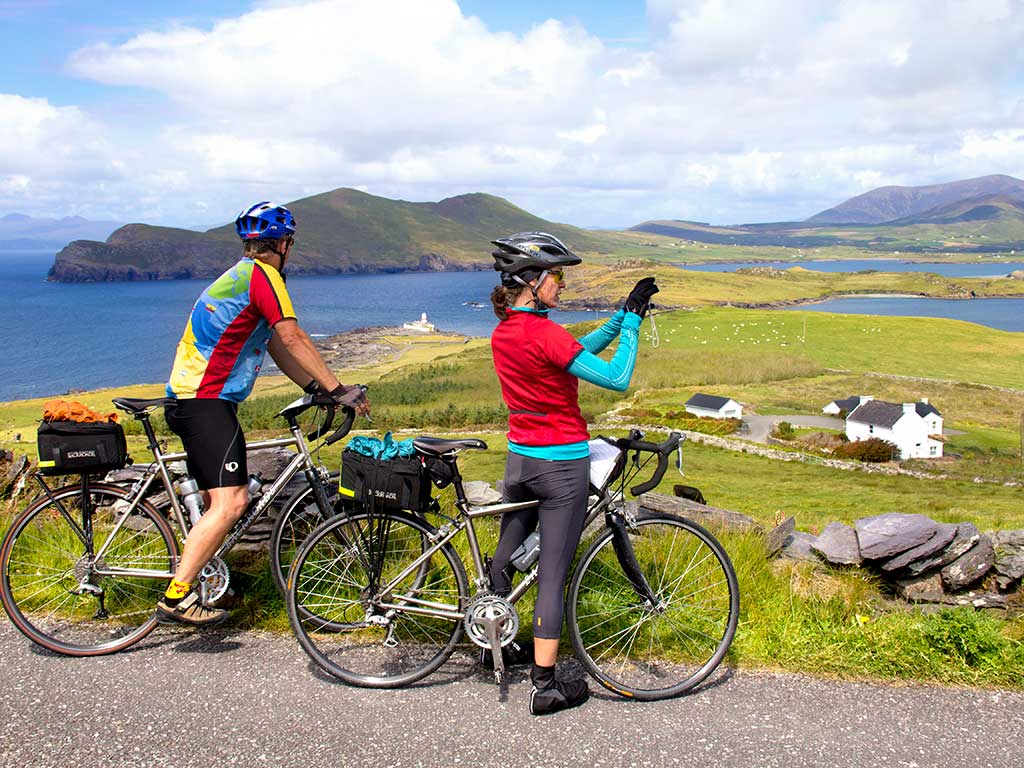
left=546, top=268, right=565, bottom=282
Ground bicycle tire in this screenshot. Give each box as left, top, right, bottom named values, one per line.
left=0, top=482, right=178, bottom=656
left=268, top=475, right=342, bottom=598
left=287, top=509, right=468, bottom=688
left=566, top=512, right=739, bottom=700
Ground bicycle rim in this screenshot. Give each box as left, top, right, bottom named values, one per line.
left=1, top=483, right=178, bottom=656
left=269, top=484, right=342, bottom=597
left=287, top=510, right=468, bottom=688
left=567, top=513, right=739, bottom=700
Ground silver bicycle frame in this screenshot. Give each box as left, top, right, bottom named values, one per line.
left=91, top=419, right=325, bottom=580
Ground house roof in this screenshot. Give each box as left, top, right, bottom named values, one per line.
left=830, top=396, right=863, bottom=412
left=916, top=401, right=941, bottom=418
left=847, top=400, right=906, bottom=428
left=686, top=393, right=734, bottom=410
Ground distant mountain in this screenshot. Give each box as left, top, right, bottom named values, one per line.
left=50, top=189, right=613, bottom=282
left=629, top=175, right=1024, bottom=253
left=0, top=213, right=125, bottom=251
left=805, top=174, right=1024, bottom=225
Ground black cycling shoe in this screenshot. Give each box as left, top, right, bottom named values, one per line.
left=529, top=663, right=590, bottom=716
left=479, top=639, right=534, bottom=669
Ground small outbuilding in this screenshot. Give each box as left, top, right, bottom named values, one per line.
left=822, top=395, right=873, bottom=416
left=685, top=393, right=742, bottom=420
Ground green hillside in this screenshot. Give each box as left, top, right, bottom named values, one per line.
left=50, top=188, right=641, bottom=282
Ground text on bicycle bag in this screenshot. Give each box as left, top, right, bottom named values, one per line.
left=37, top=420, right=128, bottom=476
left=340, top=449, right=430, bottom=512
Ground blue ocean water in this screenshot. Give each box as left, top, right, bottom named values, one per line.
left=0, top=253, right=606, bottom=401
left=3, top=252, right=1021, bottom=402
left=681, top=259, right=1024, bottom=277
left=781, top=296, right=1024, bottom=331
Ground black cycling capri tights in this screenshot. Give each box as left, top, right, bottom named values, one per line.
left=489, top=453, right=590, bottom=640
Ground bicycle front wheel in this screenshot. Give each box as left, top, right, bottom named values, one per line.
left=567, top=513, right=739, bottom=700
left=0, top=482, right=178, bottom=656
left=268, top=476, right=343, bottom=597
left=287, top=510, right=468, bottom=688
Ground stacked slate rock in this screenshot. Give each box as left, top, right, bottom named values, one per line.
left=780, top=512, right=1024, bottom=609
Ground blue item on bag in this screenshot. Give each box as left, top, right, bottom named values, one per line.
left=346, top=432, right=415, bottom=460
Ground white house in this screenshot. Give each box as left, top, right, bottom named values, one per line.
left=845, top=399, right=944, bottom=459
left=822, top=395, right=873, bottom=415
left=685, top=393, right=743, bottom=420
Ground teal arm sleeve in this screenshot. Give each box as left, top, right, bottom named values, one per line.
left=578, top=309, right=626, bottom=355
left=567, top=312, right=641, bottom=392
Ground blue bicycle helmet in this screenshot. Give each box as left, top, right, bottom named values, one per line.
left=235, top=201, right=296, bottom=241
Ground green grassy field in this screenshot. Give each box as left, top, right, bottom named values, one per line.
left=3, top=301, right=1024, bottom=686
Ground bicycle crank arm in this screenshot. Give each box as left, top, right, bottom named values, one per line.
left=482, top=616, right=505, bottom=684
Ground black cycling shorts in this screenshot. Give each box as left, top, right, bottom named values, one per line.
left=164, top=398, right=247, bottom=490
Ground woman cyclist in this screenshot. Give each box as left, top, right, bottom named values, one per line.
left=488, top=232, right=658, bottom=715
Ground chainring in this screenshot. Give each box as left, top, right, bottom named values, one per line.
left=462, top=593, right=519, bottom=650
left=198, top=557, right=231, bottom=604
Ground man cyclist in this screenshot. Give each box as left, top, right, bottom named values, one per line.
left=488, top=232, right=657, bottom=714
left=157, top=201, right=370, bottom=625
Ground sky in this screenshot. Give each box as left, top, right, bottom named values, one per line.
left=2, top=0, right=1024, bottom=229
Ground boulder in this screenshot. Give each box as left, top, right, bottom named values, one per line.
left=991, top=530, right=1024, bottom=590
left=894, top=572, right=945, bottom=603
left=880, top=523, right=958, bottom=572
left=854, top=513, right=939, bottom=560
left=765, top=516, right=796, bottom=558
left=637, top=492, right=763, bottom=533
left=811, top=522, right=862, bottom=566
left=905, top=522, right=981, bottom=576
left=780, top=531, right=821, bottom=563
left=941, top=536, right=995, bottom=590
left=464, top=480, right=501, bottom=505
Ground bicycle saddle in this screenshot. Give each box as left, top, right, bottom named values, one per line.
left=413, top=436, right=488, bottom=457
left=112, top=397, right=176, bottom=414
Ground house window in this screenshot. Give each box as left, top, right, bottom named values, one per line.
left=930, top=445, right=938, bottom=456
left=869, top=425, right=874, bottom=434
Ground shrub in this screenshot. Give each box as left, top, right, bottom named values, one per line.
left=774, top=421, right=795, bottom=440
left=834, top=437, right=898, bottom=462
left=922, top=608, right=1006, bottom=667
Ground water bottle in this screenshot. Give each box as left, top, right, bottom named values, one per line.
left=175, top=476, right=205, bottom=526
left=246, top=472, right=264, bottom=500
left=510, top=531, right=541, bottom=572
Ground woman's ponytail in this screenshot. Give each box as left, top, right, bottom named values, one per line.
left=491, top=285, right=511, bottom=320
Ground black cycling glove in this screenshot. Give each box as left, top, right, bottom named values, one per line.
left=329, top=383, right=370, bottom=413
left=624, top=276, right=659, bottom=317
left=303, top=380, right=322, bottom=395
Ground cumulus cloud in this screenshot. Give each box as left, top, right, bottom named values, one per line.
left=7, top=0, right=1024, bottom=225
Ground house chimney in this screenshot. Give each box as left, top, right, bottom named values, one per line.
left=862, top=395, right=874, bottom=403
left=921, top=397, right=929, bottom=404
left=902, top=403, right=915, bottom=415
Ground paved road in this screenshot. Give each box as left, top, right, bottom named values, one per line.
left=741, top=414, right=845, bottom=443
left=1, top=623, right=1022, bottom=768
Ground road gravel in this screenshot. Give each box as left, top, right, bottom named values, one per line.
left=1, top=623, right=1021, bottom=768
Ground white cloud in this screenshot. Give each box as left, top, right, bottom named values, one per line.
left=3, top=0, right=1023, bottom=226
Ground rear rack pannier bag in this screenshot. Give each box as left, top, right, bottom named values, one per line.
left=340, top=449, right=430, bottom=512
left=37, top=420, right=128, bottom=476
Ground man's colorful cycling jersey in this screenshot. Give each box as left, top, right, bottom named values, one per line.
left=166, top=258, right=295, bottom=402
left=491, top=310, right=589, bottom=448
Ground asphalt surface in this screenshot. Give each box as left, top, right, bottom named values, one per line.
left=1, top=623, right=1022, bottom=768
left=741, top=414, right=846, bottom=443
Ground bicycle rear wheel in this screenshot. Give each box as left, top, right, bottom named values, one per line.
left=287, top=510, right=468, bottom=688
left=1, top=482, right=178, bottom=656
left=567, top=512, right=739, bottom=700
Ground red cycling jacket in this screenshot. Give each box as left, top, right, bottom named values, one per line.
left=491, top=310, right=589, bottom=446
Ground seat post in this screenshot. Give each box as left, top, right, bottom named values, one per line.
left=136, top=412, right=162, bottom=454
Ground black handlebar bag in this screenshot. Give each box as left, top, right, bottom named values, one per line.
left=37, top=420, right=128, bottom=476
left=339, top=449, right=430, bottom=513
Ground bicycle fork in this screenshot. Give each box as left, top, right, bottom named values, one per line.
left=607, top=510, right=661, bottom=609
